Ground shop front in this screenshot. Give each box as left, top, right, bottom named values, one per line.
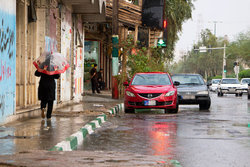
left=84, top=40, right=100, bottom=90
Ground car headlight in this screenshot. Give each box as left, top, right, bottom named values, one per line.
left=126, top=91, right=136, bottom=97
left=197, top=91, right=208, bottom=95
left=165, top=91, right=175, bottom=97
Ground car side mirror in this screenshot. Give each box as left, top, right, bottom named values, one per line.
left=173, top=81, right=180, bottom=86
left=123, top=81, right=129, bottom=86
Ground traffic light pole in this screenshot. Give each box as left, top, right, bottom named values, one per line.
left=194, top=46, right=227, bottom=78
left=222, top=43, right=226, bottom=78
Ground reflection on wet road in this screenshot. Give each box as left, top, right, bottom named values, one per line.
left=80, top=93, right=250, bottom=167
left=0, top=115, right=96, bottom=155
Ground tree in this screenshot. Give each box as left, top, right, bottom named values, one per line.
left=227, top=30, right=250, bottom=67
left=171, top=29, right=224, bottom=78
left=165, top=0, right=194, bottom=58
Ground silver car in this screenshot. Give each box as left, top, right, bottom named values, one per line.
left=172, top=74, right=211, bottom=110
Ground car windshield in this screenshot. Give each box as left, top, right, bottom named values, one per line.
left=131, top=74, right=171, bottom=86
left=222, top=79, right=240, bottom=84
left=212, top=79, right=221, bottom=84
left=242, top=79, right=250, bottom=84
left=171, top=74, right=205, bottom=85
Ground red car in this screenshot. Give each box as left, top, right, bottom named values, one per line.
left=123, top=72, right=180, bottom=113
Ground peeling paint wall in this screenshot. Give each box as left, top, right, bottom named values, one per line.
left=73, top=16, right=84, bottom=101
left=60, top=6, right=72, bottom=102
left=0, top=0, right=16, bottom=124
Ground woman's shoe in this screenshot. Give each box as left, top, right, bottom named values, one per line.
left=41, top=108, right=45, bottom=119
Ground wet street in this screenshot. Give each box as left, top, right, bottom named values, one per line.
left=80, top=93, right=250, bottom=167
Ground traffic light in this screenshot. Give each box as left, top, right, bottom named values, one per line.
left=157, top=39, right=166, bottom=47
left=223, top=65, right=227, bottom=73
left=163, top=19, right=167, bottom=47
left=233, top=62, right=238, bottom=67
left=157, top=19, right=167, bottom=47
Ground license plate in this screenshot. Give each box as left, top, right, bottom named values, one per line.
left=144, top=100, right=156, bottom=106
left=229, top=89, right=235, bottom=92
left=182, top=95, right=195, bottom=99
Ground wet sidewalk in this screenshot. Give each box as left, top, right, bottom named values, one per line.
left=0, top=91, right=122, bottom=155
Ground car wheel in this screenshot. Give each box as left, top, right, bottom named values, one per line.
left=165, top=97, right=179, bottom=114
left=124, top=108, right=135, bottom=114
left=235, top=93, right=239, bottom=97
left=248, top=94, right=250, bottom=99
left=199, top=98, right=211, bottom=110
left=239, top=93, right=243, bottom=96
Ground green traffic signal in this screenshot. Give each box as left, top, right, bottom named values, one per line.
left=157, top=39, right=166, bottom=47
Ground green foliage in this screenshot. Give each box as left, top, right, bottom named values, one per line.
left=127, top=47, right=165, bottom=78
left=227, top=30, right=250, bottom=67
left=171, top=29, right=224, bottom=78
left=238, top=69, right=250, bottom=79
left=212, top=75, right=222, bottom=79
left=226, top=74, right=236, bottom=78
left=165, top=0, right=194, bottom=58
left=171, top=28, right=250, bottom=79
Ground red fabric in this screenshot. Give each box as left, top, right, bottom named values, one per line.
left=33, top=62, right=70, bottom=75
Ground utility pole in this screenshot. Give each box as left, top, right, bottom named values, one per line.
left=194, top=41, right=227, bottom=78
left=222, top=42, right=226, bottom=78
left=209, top=21, right=222, bottom=36
left=112, top=0, right=119, bottom=99
left=222, top=35, right=228, bottom=78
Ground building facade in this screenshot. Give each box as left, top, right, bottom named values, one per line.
left=0, top=0, right=164, bottom=124
left=0, top=0, right=16, bottom=124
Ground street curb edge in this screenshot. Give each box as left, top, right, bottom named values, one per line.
left=49, top=103, right=124, bottom=151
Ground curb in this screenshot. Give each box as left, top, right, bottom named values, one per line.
left=108, top=103, right=124, bottom=115
left=49, top=103, right=124, bottom=151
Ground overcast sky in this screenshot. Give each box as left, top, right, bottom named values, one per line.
left=175, top=0, right=250, bottom=55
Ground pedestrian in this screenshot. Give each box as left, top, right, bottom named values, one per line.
left=35, top=70, right=60, bottom=120
left=97, top=69, right=105, bottom=90
left=90, top=64, right=100, bottom=94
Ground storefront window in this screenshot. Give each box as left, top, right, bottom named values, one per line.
left=84, top=40, right=100, bottom=90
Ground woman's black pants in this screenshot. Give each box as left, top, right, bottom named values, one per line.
left=41, top=100, right=54, bottom=119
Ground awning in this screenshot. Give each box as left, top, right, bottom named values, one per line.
left=61, top=0, right=106, bottom=22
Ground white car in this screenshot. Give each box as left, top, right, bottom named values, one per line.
left=217, top=78, right=243, bottom=96
left=240, top=78, right=250, bottom=93
left=209, top=79, right=221, bottom=92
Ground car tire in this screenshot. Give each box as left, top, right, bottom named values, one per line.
left=165, top=97, right=179, bottom=114
left=199, top=98, right=211, bottom=110
left=124, top=108, right=135, bottom=114
left=248, top=94, right=250, bottom=99
left=239, top=93, right=243, bottom=96
left=235, top=93, right=239, bottom=97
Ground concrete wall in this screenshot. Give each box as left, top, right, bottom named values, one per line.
left=0, top=0, right=16, bottom=124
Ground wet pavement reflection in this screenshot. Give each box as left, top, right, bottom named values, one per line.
left=80, top=93, right=250, bottom=167
left=0, top=103, right=100, bottom=155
